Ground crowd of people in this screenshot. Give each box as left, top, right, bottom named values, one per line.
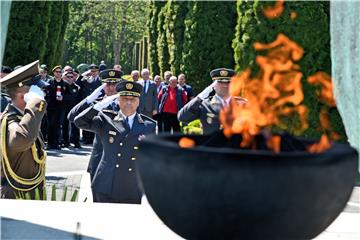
left=1, top=59, right=242, bottom=202
left=1, top=61, right=195, bottom=150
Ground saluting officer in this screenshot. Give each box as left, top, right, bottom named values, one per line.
left=0, top=60, right=48, bottom=199
left=68, top=69, right=122, bottom=186
left=178, top=68, right=246, bottom=134
left=74, top=80, right=156, bottom=203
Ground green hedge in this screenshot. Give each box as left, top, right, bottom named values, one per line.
left=181, top=1, right=237, bottom=93
left=156, top=2, right=170, bottom=78
left=232, top=0, right=346, bottom=141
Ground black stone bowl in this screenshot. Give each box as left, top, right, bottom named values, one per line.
left=136, top=133, right=358, bottom=240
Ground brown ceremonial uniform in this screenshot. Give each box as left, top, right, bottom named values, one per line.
left=0, top=60, right=48, bottom=199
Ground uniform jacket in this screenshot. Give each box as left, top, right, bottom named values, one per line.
left=0, top=99, right=47, bottom=199
left=74, top=106, right=156, bottom=202
left=138, top=79, right=158, bottom=117
left=67, top=98, right=119, bottom=179
left=63, top=81, right=81, bottom=110
left=177, top=95, right=224, bottom=135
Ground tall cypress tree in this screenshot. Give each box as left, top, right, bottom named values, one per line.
left=232, top=1, right=345, bottom=140
left=181, top=1, right=237, bottom=93
left=43, top=1, right=64, bottom=69
left=54, top=1, right=70, bottom=65
left=165, top=0, right=188, bottom=76
left=156, top=2, right=170, bottom=78
left=3, top=1, right=52, bottom=66
left=147, top=1, right=161, bottom=75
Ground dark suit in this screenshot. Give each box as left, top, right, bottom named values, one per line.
left=74, top=106, right=156, bottom=203
left=178, top=95, right=224, bottom=135
left=138, top=79, right=158, bottom=117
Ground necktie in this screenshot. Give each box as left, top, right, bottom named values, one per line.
left=125, top=117, right=130, bottom=129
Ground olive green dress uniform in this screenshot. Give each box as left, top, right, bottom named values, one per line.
left=0, top=60, right=48, bottom=199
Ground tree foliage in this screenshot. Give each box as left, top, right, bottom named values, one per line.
left=156, top=2, right=170, bottom=78
left=4, top=1, right=52, bottom=66
left=182, top=1, right=237, bottom=93
left=147, top=1, right=161, bottom=75
left=64, top=0, right=149, bottom=73
left=164, top=0, right=189, bottom=76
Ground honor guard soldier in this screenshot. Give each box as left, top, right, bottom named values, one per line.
left=0, top=60, right=48, bottom=199
left=178, top=68, right=246, bottom=134
left=68, top=69, right=122, bottom=188
left=74, top=80, right=156, bottom=203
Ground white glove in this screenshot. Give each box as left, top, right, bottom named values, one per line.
left=198, top=81, right=217, bottom=100
left=81, top=69, right=91, bottom=77
left=93, top=94, right=119, bottom=111
left=86, top=83, right=106, bottom=104
left=24, top=85, right=45, bottom=103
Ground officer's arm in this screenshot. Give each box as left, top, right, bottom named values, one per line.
left=7, top=99, right=47, bottom=152
left=73, top=106, right=103, bottom=134
left=177, top=97, right=203, bottom=123
left=67, top=99, right=91, bottom=122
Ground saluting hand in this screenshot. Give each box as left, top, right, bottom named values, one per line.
left=93, top=94, right=119, bottom=111
left=24, top=85, right=45, bottom=103
left=86, top=83, right=106, bottom=104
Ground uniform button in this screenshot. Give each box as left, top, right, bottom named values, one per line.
left=119, top=142, right=123, bottom=146
left=133, top=146, right=139, bottom=150
left=128, top=168, right=132, bottom=172
left=116, top=164, right=119, bottom=168
left=117, top=153, right=121, bottom=157
left=131, top=157, right=136, bottom=161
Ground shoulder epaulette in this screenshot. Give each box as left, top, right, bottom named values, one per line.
left=102, top=109, right=117, bottom=117
left=139, top=114, right=157, bottom=125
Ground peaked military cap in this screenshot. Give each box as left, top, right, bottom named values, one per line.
left=52, top=65, right=62, bottom=72
left=40, top=64, right=48, bottom=71
left=0, top=60, right=48, bottom=89
left=89, top=64, right=99, bottom=70
left=100, top=69, right=123, bottom=83
left=210, top=68, right=235, bottom=82
left=116, top=80, right=143, bottom=97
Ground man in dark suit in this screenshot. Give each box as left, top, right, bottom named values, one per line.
left=178, top=68, right=246, bottom=135
left=74, top=80, right=156, bottom=204
left=138, top=68, right=158, bottom=118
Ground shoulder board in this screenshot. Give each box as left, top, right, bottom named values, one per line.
left=101, top=109, right=117, bottom=117
left=139, top=114, right=157, bottom=125
left=4, top=112, right=21, bottom=123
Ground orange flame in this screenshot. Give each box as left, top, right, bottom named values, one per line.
left=262, top=0, right=285, bottom=19
left=267, top=135, right=281, bottom=153
left=307, top=72, right=336, bottom=107
left=179, top=137, right=196, bottom=148
left=290, top=11, right=297, bottom=20
left=220, top=34, right=308, bottom=148
left=307, top=134, right=331, bottom=153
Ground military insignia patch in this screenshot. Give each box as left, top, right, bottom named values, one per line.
left=109, top=71, right=115, bottom=77
left=126, top=83, right=133, bottom=90
left=38, top=101, right=45, bottom=112
left=109, top=136, right=114, bottom=143
left=108, top=131, right=117, bottom=136
left=220, top=70, right=228, bottom=77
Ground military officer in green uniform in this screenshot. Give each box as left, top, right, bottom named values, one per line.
left=0, top=60, right=48, bottom=199
left=74, top=80, right=156, bottom=203
left=178, top=68, right=246, bottom=135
